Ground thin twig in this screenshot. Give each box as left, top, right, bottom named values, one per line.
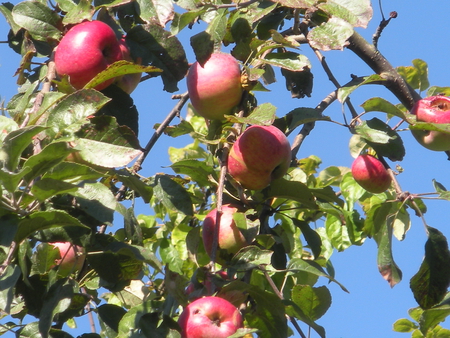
left=132, top=92, right=189, bottom=173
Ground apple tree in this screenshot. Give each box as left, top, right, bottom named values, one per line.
left=1, top=0, right=450, bottom=337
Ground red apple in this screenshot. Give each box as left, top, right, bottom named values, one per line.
left=351, top=154, right=391, bottom=194
left=55, top=21, right=124, bottom=90
left=202, top=205, right=250, bottom=263
left=49, top=242, right=86, bottom=276
left=114, top=38, right=142, bottom=94
left=410, top=95, right=450, bottom=151
left=186, top=53, right=243, bottom=120
left=178, top=296, right=243, bottom=338
left=228, top=125, right=292, bottom=190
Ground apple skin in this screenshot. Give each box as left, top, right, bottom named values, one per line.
left=114, top=38, right=142, bottom=94
left=49, top=242, right=86, bottom=276
left=55, top=21, right=124, bottom=90
left=202, top=204, right=249, bottom=263
left=351, top=154, right=391, bottom=194
left=410, top=95, right=450, bottom=151
left=228, top=125, right=292, bottom=190
left=186, top=53, right=243, bottom=120
left=178, top=296, right=243, bottom=338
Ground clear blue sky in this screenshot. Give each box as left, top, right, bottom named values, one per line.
left=1, top=1, right=450, bottom=337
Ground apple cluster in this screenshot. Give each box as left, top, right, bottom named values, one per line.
left=410, top=95, right=450, bottom=151
left=54, top=20, right=140, bottom=93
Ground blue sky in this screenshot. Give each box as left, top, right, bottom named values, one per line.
left=1, top=1, right=450, bottom=337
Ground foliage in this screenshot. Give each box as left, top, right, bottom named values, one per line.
left=0, top=0, right=450, bottom=337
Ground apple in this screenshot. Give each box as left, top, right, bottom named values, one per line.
left=49, top=241, right=86, bottom=276
left=55, top=20, right=124, bottom=90
left=186, top=53, right=243, bottom=120
left=351, top=154, right=391, bottom=194
left=228, top=125, right=292, bottom=190
left=178, top=296, right=243, bottom=338
left=114, top=38, right=142, bottom=94
left=185, top=270, right=230, bottom=300
left=410, top=95, right=450, bottom=151
left=202, top=205, right=249, bottom=263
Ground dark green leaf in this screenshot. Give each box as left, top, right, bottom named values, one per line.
left=31, top=178, right=78, bottom=202
left=153, top=174, right=193, bottom=216
left=0, top=264, right=21, bottom=314
left=354, top=117, right=405, bottom=161
left=291, top=284, right=332, bottom=321
left=12, top=1, right=61, bottom=41
left=274, top=108, right=330, bottom=135
left=264, top=178, right=317, bottom=209
left=410, top=226, right=450, bottom=309
left=291, top=219, right=322, bottom=259
left=98, top=304, right=127, bottom=336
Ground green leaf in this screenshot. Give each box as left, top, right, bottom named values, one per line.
left=360, top=97, right=407, bottom=119
left=410, top=226, right=450, bottom=309
left=0, top=125, right=46, bottom=171
left=159, top=238, right=183, bottom=275
left=170, top=159, right=216, bottom=187
left=291, top=219, right=322, bottom=259
left=226, top=103, right=277, bottom=126
left=22, top=141, right=74, bottom=183
left=70, top=138, right=142, bottom=168
left=374, top=214, right=403, bottom=287
left=12, top=1, right=61, bottom=41
left=0, top=3, right=21, bottom=35
left=397, top=59, right=430, bottom=92
left=170, top=8, right=206, bottom=35
left=0, top=264, right=21, bottom=314
left=287, top=258, right=348, bottom=292
left=42, top=161, right=103, bottom=184
left=98, top=304, right=127, bottom=337
left=307, top=17, right=354, bottom=51
left=264, top=178, right=317, bottom=209
left=229, top=245, right=273, bottom=271
left=319, top=0, right=373, bottom=28
left=31, top=178, right=78, bottom=202
left=427, top=86, right=450, bottom=97
left=291, top=284, right=332, bottom=321
left=15, top=210, right=90, bottom=244
left=419, top=304, right=450, bottom=335
left=275, top=0, right=315, bottom=9
left=274, top=108, right=330, bottom=135
left=126, top=24, right=189, bottom=92
left=46, top=89, right=110, bottom=139
left=354, top=117, right=405, bottom=161
left=85, top=61, right=160, bottom=91
left=337, top=75, right=385, bottom=104
left=262, top=51, right=311, bottom=71
left=153, top=174, right=193, bottom=216
left=71, top=182, right=117, bottom=224
left=393, top=318, right=418, bottom=333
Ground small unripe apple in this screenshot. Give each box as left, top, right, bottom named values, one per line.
left=49, top=242, right=86, bottom=276
left=186, top=53, right=243, bottom=120
left=410, top=95, right=450, bottom=151
left=351, top=154, right=391, bottom=194
left=114, top=38, right=142, bottom=94
left=228, top=125, right=292, bottom=190
left=202, top=205, right=249, bottom=264
left=55, top=21, right=124, bottom=90
left=178, top=296, right=243, bottom=338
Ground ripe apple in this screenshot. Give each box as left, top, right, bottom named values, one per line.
left=228, top=125, right=292, bottom=190
left=410, top=95, right=450, bottom=151
left=351, top=154, right=391, bottom=194
left=202, top=205, right=249, bottom=263
left=178, top=296, right=243, bottom=338
left=114, top=38, right=142, bottom=94
left=49, top=242, right=86, bottom=276
left=186, top=53, right=243, bottom=120
left=54, top=20, right=124, bottom=90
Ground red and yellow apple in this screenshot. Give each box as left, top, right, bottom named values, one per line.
left=186, top=53, right=243, bottom=120
left=410, top=95, right=450, bottom=151
left=228, top=125, right=292, bottom=190
left=55, top=20, right=124, bottom=90
left=49, top=241, right=86, bottom=276
left=178, top=296, right=243, bottom=338
left=351, top=154, right=391, bottom=194
left=202, top=205, right=250, bottom=263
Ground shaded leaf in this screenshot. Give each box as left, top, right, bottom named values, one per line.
left=153, top=174, right=193, bottom=216
left=291, top=219, right=322, bottom=259
left=319, top=0, right=373, bottom=28
left=410, top=226, right=450, bottom=309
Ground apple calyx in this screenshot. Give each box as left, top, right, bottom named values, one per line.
left=227, top=125, right=292, bottom=190
left=410, top=95, right=450, bottom=151
left=351, top=154, right=391, bottom=194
